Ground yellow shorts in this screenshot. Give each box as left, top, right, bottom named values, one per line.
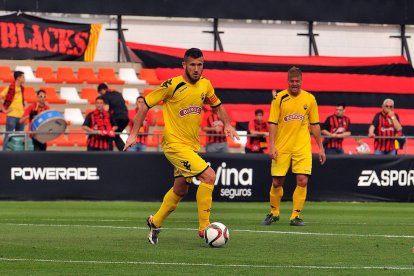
left=271, top=151, right=312, bottom=176
left=164, top=143, right=209, bottom=182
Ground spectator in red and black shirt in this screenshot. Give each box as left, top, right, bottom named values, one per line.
left=245, top=109, right=269, bottom=153
left=202, top=106, right=228, bottom=153
left=127, top=96, right=157, bottom=152
left=321, top=103, right=351, bottom=154
left=82, top=96, right=118, bottom=151
left=368, top=98, right=403, bottom=155
left=19, top=89, right=50, bottom=151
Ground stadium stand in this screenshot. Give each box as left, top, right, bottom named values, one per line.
left=119, top=68, right=146, bottom=84
left=15, top=66, right=43, bottom=83
left=0, top=66, right=14, bottom=82
left=57, top=67, right=83, bottom=84
left=64, top=108, right=85, bottom=125
left=60, top=87, right=88, bottom=104
left=77, top=67, right=101, bottom=84
left=98, top=68, right=125, bottom=84
left=39, top=87, right=67, bottom=104
left=122, top=88, right=140, bottom=104
left=35, top=66, right=60, bottom=83
left=139, top=68, right=163, bottom=85
left=80, top=87, right=99, bottom=104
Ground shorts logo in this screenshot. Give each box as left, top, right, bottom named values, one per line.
left=180, top=160, right=191, bottom=171
left=283, top=113, right=304, bottom=122
left=179, top=106, right=202, bottom=117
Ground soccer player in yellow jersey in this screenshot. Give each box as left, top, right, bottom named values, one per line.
left=262, top=66, right=326, bottom=226
left=124, top=48, right=239, bottom=244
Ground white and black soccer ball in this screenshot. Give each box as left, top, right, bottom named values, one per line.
left=204, top=222, right=229, bottom=247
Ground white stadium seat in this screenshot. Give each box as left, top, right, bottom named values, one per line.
left=15, top=65, right=43, bottom=83
left=118, top=68, right=146, bottom=84
left=122, top=88, right=140, bottom=104
left=64, top=108, right=85, bottom=125
left=60, top=87, right=88, bottom=104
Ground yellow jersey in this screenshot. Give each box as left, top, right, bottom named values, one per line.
left=1, top=86, right=24, bottom=118
left=269, top=89, right=319, bottom=153
left=145, top=75, right=221, bottom=151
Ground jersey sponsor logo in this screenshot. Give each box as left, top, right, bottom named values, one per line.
left=283, top=113, right=304, bottom=122
left=193, top=162, right=253, bottom=199
left=380, top=126, right=395, bottom=132
left=179, top=106, right=202, bottom=117
left=179, top=86, right=188, bottom=93
left=357, top=169, right=414, bottom=187
left=11, top=167, right=100, bottom=180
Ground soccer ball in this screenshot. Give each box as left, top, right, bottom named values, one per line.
left=204, top=222, right=229, bottom=247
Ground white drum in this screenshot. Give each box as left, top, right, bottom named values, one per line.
left=31, top=110, right=67, bottom=143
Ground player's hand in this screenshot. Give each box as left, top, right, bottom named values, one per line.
left=108, top=130, right=115, bottom=137
left=123, top=135, right=136, bottom=151
left=368, top=133, right=375, bottom=138
left=100, top=130, right=108, bottom=136
left=319, top=150, right=326, bottom=165
left=267, top=147, right=278, bottom=160
left=3, top=107, right=12, bottom=114
left=224, top=125, right=239, bottom=141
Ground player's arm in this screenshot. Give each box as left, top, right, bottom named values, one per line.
left=124, top=102, right=149, bottom=150
left=214, top=105, right=239, bottom=141
left=268, top=122, right=278, bottom=160
left=310, top=123, right=326, bottom=165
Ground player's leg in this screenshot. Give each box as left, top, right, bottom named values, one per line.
left=262, top=153, right=290, bottom=225
left=290, top=151, right=312, bottom=226
left=196, top=167, right=216, bottom=236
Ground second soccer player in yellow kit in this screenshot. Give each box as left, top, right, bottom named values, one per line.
left=125, top=48, right=239, bottom=244
left=262, top=66, right=326, bottom=226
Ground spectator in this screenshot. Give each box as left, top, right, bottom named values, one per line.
left=355, top=137, right=370, bottom=154
left=0, top=71, right=25, bottom=150
left=201, top=105, right=228, bottom=153
left=245, top=109, right=269, bottom=153
left=97, top=83, right=129, bottom=151
left=127, top=96, right=157, bottom=152
left=321, top=103, right=351, bottom=154
left=368, top=98, right=402, bottom=155
left=19, top=89, right=50, bottom=151
left=82, top=96, right=117, bottom=151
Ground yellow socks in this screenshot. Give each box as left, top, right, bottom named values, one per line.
left=152, top=188, right=182, bottom=228
left=269, top=185, right=283, bottom=217
left=196, top=182, right=214, bottom=231
left=291, top=185, right=307, bottom=220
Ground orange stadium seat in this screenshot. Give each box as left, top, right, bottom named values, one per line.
left=67, top=129, right=87, bottom=147
left=146, top=129, right=163, bottom=148
left=0, top=112, right=6, bottom=125
left=98, top=68, right=124, bottom=84
left=35, top=66, right=60, bottom=83
left=0, top=66, right=14, bottom=82
left=139, top=68, right=163, bottom=85
left=57, top=67, right=83, bottom=84
left=24, top=86, right=37, bottom=103
left=47, top=134, right=72, bottom=147
left=78, top=67, right=101, bottom=84
left=85, top=108, right=94, bottom=116
left=155, top=110, right=164, bottom=126
left=80, top=88, right=99, bottom=104
left=39, top=87, right=66, bottom=104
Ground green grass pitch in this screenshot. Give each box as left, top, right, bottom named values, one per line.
left=0, top=201, right=413, bottom=275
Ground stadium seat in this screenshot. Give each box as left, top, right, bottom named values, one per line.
left=0, top=66, right=14, bottom=82
left=199, top=131, right=207, bottom=147
left=80, top=87, right=99, bottom=104
left=57, top=67, right=83, bottom=84
left=36, top=66, right=60, bottom=83
left=85, top=108, right=94, bottom=116
left=15, top=66, right=43, bottom=83
left=39, top=87, right=66, bottom=104
left=0, top=112, right=6, bottom=125
left=119, top=68, right=146, bottom=84
left=60, top=87, right=88, bottom=104
left=78, top=67, right=101, bottom=84
left=143, top=88, right=154, bottom=96
left=24, top=86, right=38, bottom=103
left=139, top=68, right=163, bottom=85
left=146, top=129, right=163, bottom=148
left=64, top=108, right=85, bottom=125
left=98, top=68, right=124, bottom=84
left=122, top=88, right=140, bottom=104
left=155, top=109, right=164, bottom=126
left=67, top=129, right=87, bottom=147
left=47, top=133, right=72, bottom=147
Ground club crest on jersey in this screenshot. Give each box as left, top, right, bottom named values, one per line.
left=303, top=104, right=308, bottom=110
left=201, top=92, right=206, bottom=101
left=284, top=114, right=304, bottom=122
left=179, top=106, right=202, bottom=117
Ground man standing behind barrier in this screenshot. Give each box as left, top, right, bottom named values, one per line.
left=82, top=96, right=117, bottom=151
left=97, top=83, right=129, bottom=151
left=368, top=98, right=402, bottom=155
left=124, top=48, right=239, bottom=244
left=20, top=89, right=50, bottom=151
left=0, top=71, right=25, bottom=150
left=321, top=103, right=351, bottom=154
left=262, top=66, right=326, bottom=227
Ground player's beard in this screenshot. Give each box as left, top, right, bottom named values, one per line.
left=185, top=68, right=201, bottom=83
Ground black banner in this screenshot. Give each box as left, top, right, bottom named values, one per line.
left=0, top=152, right=413, bottom=202
left=0, top=13, right=100, bottom=61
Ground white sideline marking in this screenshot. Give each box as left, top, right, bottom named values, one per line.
left=2, top=223, right=414, bottom=239
left=0, top=257, right=412, bottom=271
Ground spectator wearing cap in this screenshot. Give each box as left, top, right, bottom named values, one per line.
left=97, top=83, right=129, bottom=151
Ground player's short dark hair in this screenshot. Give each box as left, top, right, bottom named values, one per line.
left=255, top=109, right=264, bottom=115
left=288, top=66, right=302, bottom=79
left=184, top=48, right=203, bottom=61
left=97, top=83, right=108, bottom=92
left=337, top=103, right=346, bottom=109
left=14, top=70, right=24, bottom=80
